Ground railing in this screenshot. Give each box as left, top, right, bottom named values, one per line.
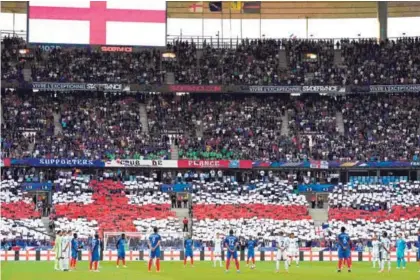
left=1, top=29, right=416, bottom=50
left=166, top=35, right=415, bottom=49
left=1, top=29, right=26, bottom=40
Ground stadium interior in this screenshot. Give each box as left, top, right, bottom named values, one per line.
left=1, top=1, right=420, bottom=279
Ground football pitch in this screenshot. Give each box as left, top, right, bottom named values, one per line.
left=1, top=261, right=418, bottom=280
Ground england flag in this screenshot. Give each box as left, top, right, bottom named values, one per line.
left=28, top=0, right=167, bottom=46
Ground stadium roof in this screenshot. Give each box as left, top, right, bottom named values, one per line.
left=1, top=1, right=26, bottom=14
left=2, top=1, right=420, bottom=18
left=168, top=1, right=420, bottom=19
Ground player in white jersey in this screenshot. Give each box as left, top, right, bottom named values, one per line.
left=213, top=233, right=223, bottom=268
left=287, top=233, right=300, bottom=267
left=379, top=231, right=391, bottom=273
left=276, top=232, right=289, bottom=273
left=61, top=231, right=71, bottom=271
left=371, top=235, right=381, bottom=269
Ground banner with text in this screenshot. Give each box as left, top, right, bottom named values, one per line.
left=369, top=84, right=420, bottom=93
left=167, top=85, right=223, bottom=93
left=252, top=161, right=418, bottom=168
left=298, top=184, right=335, bottom=192
left=177, top=160, right=252, bottom=169
left=247, top=85, right=346, bottom=94
left=1, top=158, right=11, bottom=167
left=310, top=160, right=329, bottom=169
left=7, top=158, right=419, bottom=169
left=11, top=158, right=105, bottom=168
left=105, top=159, right=178, bottom=168
left=32, top=82, right=130, bottom=92
left=21, top=182, right=53, bottom=191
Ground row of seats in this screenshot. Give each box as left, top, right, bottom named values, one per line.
left=328, top=182, right=420, bottom=209
left=1, top=175, right=420, bottom=243
left=3, top=37, right=419, bottom=86
left=3, top=92, right=419, bottom=161
left=328, top=181, right=420, bottom=242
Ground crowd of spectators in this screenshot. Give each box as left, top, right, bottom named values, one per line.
left=32, top=47, right=162, bottom=84
left=339, top=37, right=420, bottom=85
left=2, top=36, right=420, bottom=161
left=284, top=39, right=335, bottom=85
left=1, top=91, right=54, bottom=158
left=2, top=91, right=420, bottom=161
left=329, top=181, right=420, bottom=210
left=146, top=94, right=197, bottom=136
left=327, top=181, right=420, bottom=242
left=2, top=167, right=420, bottom=249
left=340, top=94, right=420, bottom=161
left=176, top=95, right=289, bottom=160
left=2, top=37, right=420, bottom=86
left=1, top=36, right=26, bottom=81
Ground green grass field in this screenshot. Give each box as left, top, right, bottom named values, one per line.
left=1, top=261, right=418, bottom=280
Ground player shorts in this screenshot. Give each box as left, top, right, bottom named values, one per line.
left=372, top=251, right=379, bottom=260
left=247, top=250, right=255, bottom=258
left=150, top=248, right=161, bottom=259
left=226, top=250, right=238, bottom=260
left=185, top=250, right=193, bottom=258
left=338, top=249, right=350, bottom=259
left=396, top=251, right=405, bottom=259
left=71, top=252, right=78, bottom=259
left=91, top=253, right=100, bottom=262
left=118, top=251, right=126, bottom=259
left=276, top=249, right=286, bottom=261
left=287, top=249, right=299, bottom=258
left=380, top=251, right=390, bottom=261
left=214, top=249, right=221, bottom=255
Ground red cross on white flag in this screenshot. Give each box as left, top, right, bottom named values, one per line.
left=28, top=0, right=166, bottom=46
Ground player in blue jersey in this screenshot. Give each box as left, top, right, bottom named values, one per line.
left=148, top=227, right=161, bottom=272
left=70, top=233, right=79, bottom=270
left=184, top=235, right=194, bottom=267
left=89, top=233, right=100, bottom=272
left=246, top=238, right=258, bottom=269
left=417, top=228, right=420, bottom=272
left=116, top=233, right=127, bottom=268
left=396, top=233, right=406, bottom=269
left=224, top=229, right=240, bottom=273
left=337, top=227, right=351, bottom=273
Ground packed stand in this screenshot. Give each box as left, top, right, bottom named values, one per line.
left=327, top=181, right=420, bottom=242
left=2, top=37, right=418, bottom=86
left=51, top=173, right=179, bottom=236
left=198, top=39, right=284, bottom=85
left=27, top=93, right=170, bottom=160
left=0, top=179, right=50, bottom=243
left=176, top=95, right=290, bottom=161
left=284, top=39, right=336, bottom=85
left=1, top=91, right=54, bottom=158
left=286, top=97, right=340, bottom=160
left=1, top=36, right=26, bottom=81
left=191, top=179, right=313, bottom=242
left=146, top=94, right=197, bottom=137
left=3, top=91, right=420, bottom=161
left=340, top=94, right=420, bottom=161
left=339, top=37, right=420, bottom=85
left=32, top=47, right=162, bottom=84
left=163, top=41, right=199, bottom=84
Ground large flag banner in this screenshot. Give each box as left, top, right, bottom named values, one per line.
left=28, top=0, right=166, bottom=46
left=242, top=1, right=261, bottom=13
